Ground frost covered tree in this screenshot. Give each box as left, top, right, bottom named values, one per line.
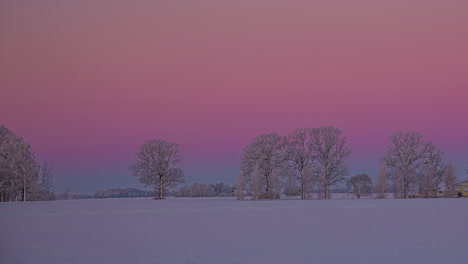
left=190, top=183, right=213, bottom=197
left=419, top=145, right=445, bottom=198
left=285, top=127, right=315, bottom=199
left=346, top=173, right=373, bottom=199
left=130, top=139, right=184, bottom=199
left=94, top=187, right=153, bottom=198
left=236, top=133, right=285, bottom=200
left=175, top=183, right=216, bottom=197
left=210, top=182, right=233, bottom=197
left=310, top=126, right=351, bottom=199
left=60, top=188, right=71, bottom=200
left=375, top=161, right=389, bottom=199
left=33, top=158, right=56, bottom=201
left=443, top=163, right=458, bottom=197
left=382, top=131, right=441, bottom=198
left=0, top=125, right=38, bottom=202
left=235, top=171, right=247, bottom=200
left=283, top=169, right=302, bottom=196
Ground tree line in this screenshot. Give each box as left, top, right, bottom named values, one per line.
left=376, top=131, right=459, bottom=199
left=235, top=126, right=352, bottom=200
left=175, top=182, right=234, bottom=197
left=91, top=183, right=233, bottom=199
left=234, top=126, right=461, bottom=200
left=128, top=126, right=461, bottom=200
left=1, top=123, right=464, bottom=201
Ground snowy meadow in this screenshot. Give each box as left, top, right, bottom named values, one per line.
left=1, top=197, right=467, bottom=264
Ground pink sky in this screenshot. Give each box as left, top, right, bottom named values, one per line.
left=1, top=0, right=467, bottom=193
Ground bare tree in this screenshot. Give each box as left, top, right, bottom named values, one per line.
left=419, top=145, right=445, bottom=198
left=37, top=158, right=55, bottom=200
left=443, top=163, right=458, bottom=197
left=0, top=125, right=38, bottom=202
left=236, top=133, right=285, bottom=200
left=18, top=143, right=38, bottom=202
left=191, top=183, right=213, bottom=197
left=346, top=173, right=373, bottom=199
left=40, top=159, right=54, bottom=188
left=382, top=131, right=435, bottom=199
left=283, top=169, right=302, bottom=197
left=0, top=125, right=21, bottom=202
left=375, top=160, right=389, bottom=199
left=61, top=188, right=71, bottom=200
left=285, top=127, right=315, bottom=199
left=130, top=139, right=184, bottom=199
left=235, top=171, right=247, bottom=200
left=210, top=182, right=233, bottom=197
left=310, top=126, right=352, bottom=199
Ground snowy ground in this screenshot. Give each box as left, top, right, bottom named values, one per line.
left=1, top=197, right=467, bottom=264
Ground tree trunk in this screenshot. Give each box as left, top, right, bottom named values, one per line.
left=23, top=175, right=27, bottom=202
left=301, top=181, right=305, bottom=199
left=324, top=168, right=330, bottom=200
left=404, top=174, right=409, bottom=199
left=324, top=184, right=329, bottom=200
left=300, top=169, right=305, bottom=200
left=265, top=174, right=270, bottom=193
left=159, top=175, right=163, bottom=199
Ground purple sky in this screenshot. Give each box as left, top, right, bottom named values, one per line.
left=1, top=0, right=467, bottom=193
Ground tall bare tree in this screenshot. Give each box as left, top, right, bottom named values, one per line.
left=236, top=133, right=285, bottom=200
left=0, top=125, right=19, bottom=202
left=61, top=188, right=71, bottom=200
left=419, top=145, right=445, bottom=198
left=37, top=158, right=55, bottom=200
left=130, top=139, right=184, bottom=199
left=285, top=127, right=315, bottom=199
left=382, top=131, right=436, bottom=198
left=375, top=160, right=389, bottom=199
left=346, top=173, right=373, bottom=199
left=283, top=169, right=302, bottom=197
left=443, top=163, right=458, bottom=197
left=0, top=125, right=38, bottom=202
left=310, top=126, right=351, bottom=199
left=235, top=171, right=247, bottom=200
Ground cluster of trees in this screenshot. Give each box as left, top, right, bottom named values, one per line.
left=235, top=127, right=463, bottom=200
left=54, top=188, right=156, bottom=200
left=236, top=126, right=352, bottom=200
left=175, top=182, right=234, bottom=197
left=0, top=125, right=56, bottom=202
left=94, top=187, right=156, bottom=199
left=376, top=131, right=459, bottom=199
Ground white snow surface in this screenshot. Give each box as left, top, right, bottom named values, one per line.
left=1, top=197, right=467, bottom=264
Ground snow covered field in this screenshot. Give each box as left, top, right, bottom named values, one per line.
left=1, top=197, right=467, bottom=264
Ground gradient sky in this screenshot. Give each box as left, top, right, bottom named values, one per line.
left=1, top=0, right=467, bottom=194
